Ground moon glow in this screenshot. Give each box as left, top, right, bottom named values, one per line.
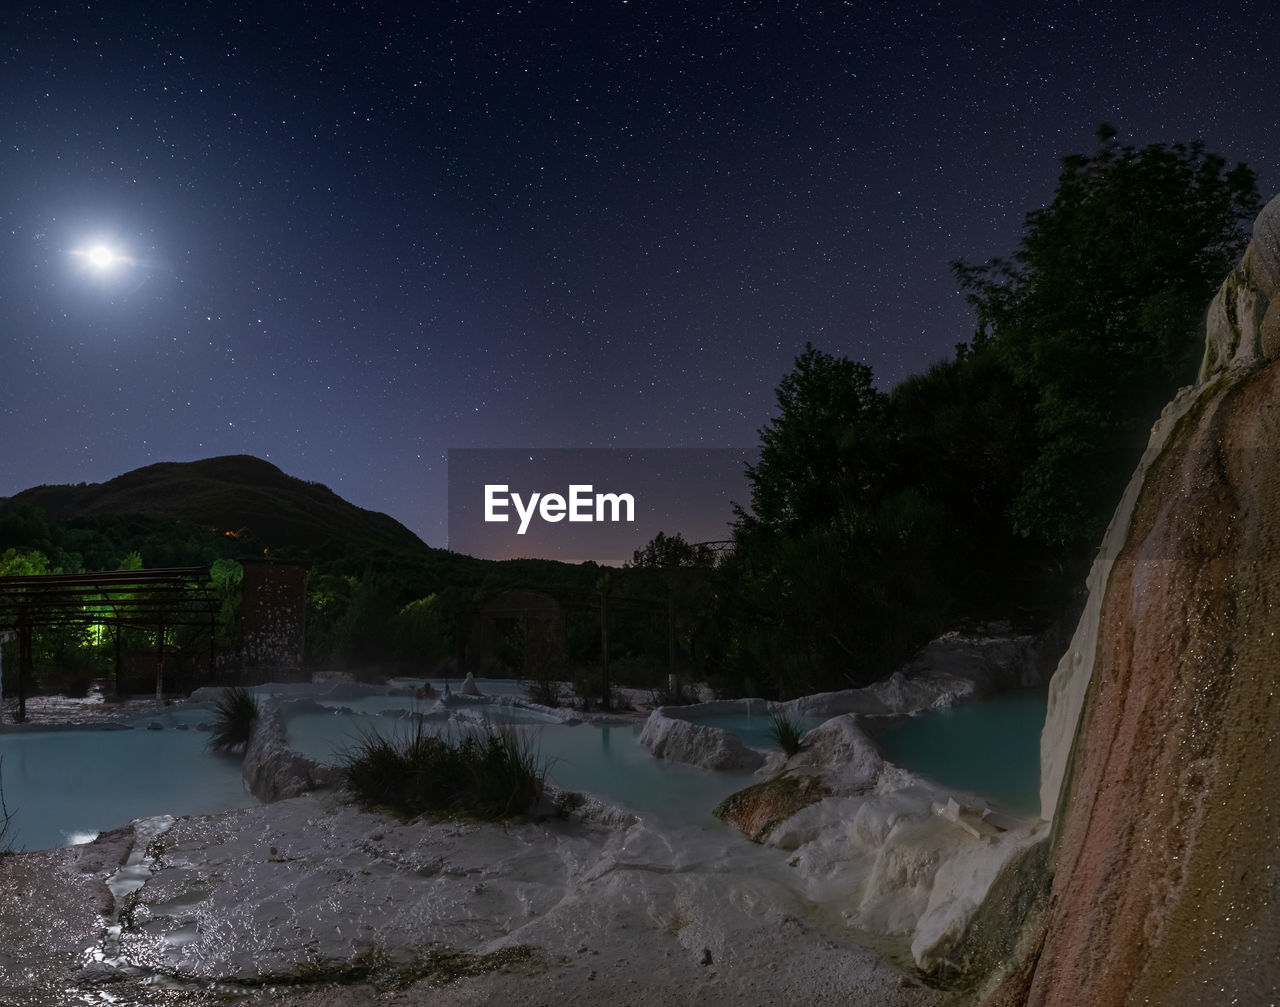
left=87, top=245, right=117, bottom=268
left=70, top=242, right=134, bottom=272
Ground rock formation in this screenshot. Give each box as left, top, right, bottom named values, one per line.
left=994, top=193, right=1280, bottom=1005
left=241, top=699, right=342, bottom=802
left=639, top=702, right=767, bottom=771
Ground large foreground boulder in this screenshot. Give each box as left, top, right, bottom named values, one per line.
left=991, top=193, right=1280, bottom=1005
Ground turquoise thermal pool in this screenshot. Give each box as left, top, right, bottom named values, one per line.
left=0, top=706, right=253, bottom=852
left=0, top=680, right=1051, bottom=853
left=284, top=699, right=756, bottom=819
left=872, top=689, right=1049, bottom=815
left=683, top=711, right=825, bottom=750
left=1, top=681, right=767, bottom=850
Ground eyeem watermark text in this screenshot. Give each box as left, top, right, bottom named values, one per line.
left=484, top=484, right=636, bottom=535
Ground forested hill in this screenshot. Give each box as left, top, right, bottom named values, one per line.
left=1, top=454, right=425, bottom=557
left=0, top=455, right=613, bottom=675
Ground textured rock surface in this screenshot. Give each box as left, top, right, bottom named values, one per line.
left=1037, top=379, right=1208, bottom=819
left=910, top=828, right=1048, bottom=979
left=713, top=771, right=828, bottom=843
left=1200, top=191, right=1279, bottom=382
left=0, top=826, right=131, bottom=1001
left=999, top=193, right=1280, bottom=1005
left=786, top=629, right=1044, bottom=723
left=1, top=793, right=958, bottom=1005
left=709, top=704, right=1045, bottom=974
left=241, top=699, right=342, bottom=802
left=639, top=705, right=766, bottom=771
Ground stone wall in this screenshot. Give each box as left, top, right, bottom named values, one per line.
left=240, top=561, right=306, bottom=677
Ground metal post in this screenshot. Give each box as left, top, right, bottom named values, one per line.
left=155, top=617, right=165, bottom=702
left=456, top=613, right=467, bottom=672
left=667, top=590, right=678, bottom=697
left=600, top=583, right=610, bottom=711
left=17, top=615, right=32, bottom=724
left=0, top=630, right=11, bottom=724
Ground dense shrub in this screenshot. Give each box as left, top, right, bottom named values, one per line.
left=343, top=719, right=547, bottom=821
left=522, top=677, right=565, bottom=708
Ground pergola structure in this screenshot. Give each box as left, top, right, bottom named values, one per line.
left=0, top=567, right=220, bottom=722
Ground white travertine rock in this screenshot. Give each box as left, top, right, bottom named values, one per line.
left=1249, top=191, right=1280, bottom=296
left=784, top=713, right=884, bottom=792
left=94, top=793, right=948, bottom=1006
left=781, top=630, right=1040, bottom=723
left=241, top=699, right=342, bottom=802
left=910, top=823, right=1047, bottom=970
left=639, top=708, right=766, bottom=771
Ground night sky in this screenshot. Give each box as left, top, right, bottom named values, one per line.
left=1, top=2, right=1275, bottom=548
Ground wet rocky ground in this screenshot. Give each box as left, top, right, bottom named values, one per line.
left=0, top=790, right=958, bottom=1006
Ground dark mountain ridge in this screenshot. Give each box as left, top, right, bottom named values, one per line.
left=1, top=454, right=425, bottom=556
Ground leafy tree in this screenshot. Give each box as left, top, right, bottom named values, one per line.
left=304, top=570, right=350, bottom=664
left=709, top=345, right=960, bottom=695
left=391, top=593, right=450, bottom=668
left=885, top=340, right=1070, bottom=614
left=628, top=531, right=716, bottom=569
left=210, top=558, right=245, bottom=647
left=737, top=343, right=889, bottom=539
left=0, top=506, right=58, bottom=562
left=332, top=571, right=399, bottom=667
left=954, top=125, right=1260, bottom=548
left=0, top=548, right=54, bottom=577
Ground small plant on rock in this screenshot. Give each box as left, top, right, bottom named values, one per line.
left=769, top=714, right=805, bottom=757
left=208, top=686, right=260, bottom=753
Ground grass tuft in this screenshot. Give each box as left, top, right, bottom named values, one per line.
left=343, top=719, right=547, bottom=821
left=769, top=713, right=805, bottom=757
left=0, top=756, right=14, bottom=855
left=208, top=686, right=260, bottom=753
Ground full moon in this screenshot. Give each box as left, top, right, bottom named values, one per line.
left=70, top=242, right=137, bottom=275
left=87, top=245, right=117, bottom=268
